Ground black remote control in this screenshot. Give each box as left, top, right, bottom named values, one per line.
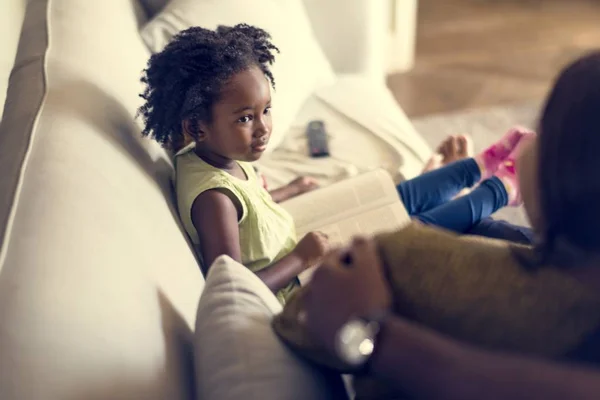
left=306, top=120, right=330, bottom=158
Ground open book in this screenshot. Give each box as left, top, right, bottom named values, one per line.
left=281, top=169, right=410, bottom=283
left=281, top=169, right=411, bottom=281
left=281, top=168, right=411, bottom=244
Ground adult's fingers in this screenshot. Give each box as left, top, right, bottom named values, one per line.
left=318, top=248, right=346, bottom=270
left=348, top=236, right=379, bottom=271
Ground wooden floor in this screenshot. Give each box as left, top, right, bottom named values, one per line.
left=388, top=0, right=600, bottom=117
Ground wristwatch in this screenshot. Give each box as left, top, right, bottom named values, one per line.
left=334, top=310, right=389, bottom=369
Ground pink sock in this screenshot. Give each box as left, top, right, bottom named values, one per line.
left=475, top=126, right=534, bottom=180
left=493, top=134, right=535, bottom=206
left=495, top=159, right=521, bottom=206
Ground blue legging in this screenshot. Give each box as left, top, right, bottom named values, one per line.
left=397, top=158, right=510, bottom=234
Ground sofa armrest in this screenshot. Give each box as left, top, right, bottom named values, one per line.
left=302, top=0, right=389, bottom=80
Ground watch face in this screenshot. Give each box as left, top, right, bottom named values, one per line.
left=335, top=319, right=376, bottom=367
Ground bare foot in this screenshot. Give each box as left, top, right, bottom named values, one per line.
left=421, top=153, right=443, bottom=173
left=437, top=134, right=473, bottom=164
left=422, top=134, right=473, bottom=173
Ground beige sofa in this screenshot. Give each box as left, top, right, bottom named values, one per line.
left=0, top=0, right=432, bottom=399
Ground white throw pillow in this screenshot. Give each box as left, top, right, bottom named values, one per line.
left=141, top=0, right=336, bottom=153
left=194, top=256, right=347, bottom=400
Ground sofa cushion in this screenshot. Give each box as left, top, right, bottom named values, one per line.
left=257, top=76, right=433, bottom=189
left=195, top=255, right=348, bottom=400
left=0, top=0, right=203, bottom=399
left=140, top=0, right=335, bottom=154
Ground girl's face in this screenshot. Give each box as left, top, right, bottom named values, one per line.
left=188, top=65, right=273, bottom=162
left=517, top=135, right=543, bottom=232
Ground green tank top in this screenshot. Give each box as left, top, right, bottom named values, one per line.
left=175, top=150, right=298, bottom=303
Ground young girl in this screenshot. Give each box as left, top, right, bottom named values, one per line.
left=138, top=25, right=328, bottom=304
left=137, top=24, right=527, bottom=303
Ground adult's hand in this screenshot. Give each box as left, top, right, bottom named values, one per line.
left=304, top=237, right=393, bottom=355
left=300, top=239, right=600, bottom=400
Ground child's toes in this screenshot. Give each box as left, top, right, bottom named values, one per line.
left=435, top=135, right=453, bottom=155
left=456, top=134, right=474, bottom=158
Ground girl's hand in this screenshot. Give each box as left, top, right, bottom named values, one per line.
left=292, top=232, right=330, bottom=269
left=303, top=237, right=393, bottom=356
left=270, top=176, right=319, bottom=203
left=288, top=176, right=319, bottom=196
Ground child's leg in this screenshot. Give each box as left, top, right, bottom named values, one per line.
left=415, top=176, right=508, bottom=233
left=397, top=158, right=481, bottom=215
left=467, top=217, right=534, bottom=245
left=414, top=130, right=532, bottom=233
left=399, top=127, right=533, bottom=216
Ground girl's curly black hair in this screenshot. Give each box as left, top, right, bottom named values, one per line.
left=137, top=24, right=279, bottom=149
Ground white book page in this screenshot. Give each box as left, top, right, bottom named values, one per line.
left=281, top=169, right=405, bottom=235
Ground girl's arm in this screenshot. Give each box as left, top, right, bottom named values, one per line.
left=269, top=176, right=319, bottom=203
left=191, top=190, right=326, bottom=292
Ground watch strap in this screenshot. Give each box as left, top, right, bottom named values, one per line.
left=358, top=309, right=392, bottom=374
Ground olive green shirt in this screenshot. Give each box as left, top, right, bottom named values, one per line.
left=176, top=150, right=298, bottom=303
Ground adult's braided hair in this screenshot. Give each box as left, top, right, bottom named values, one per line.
left=138, top=24, right=279, bottom=149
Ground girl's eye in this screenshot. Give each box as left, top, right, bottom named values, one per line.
left=238, top=115, right=252, bottom=123
left=264, top=106, right=271, bottom=115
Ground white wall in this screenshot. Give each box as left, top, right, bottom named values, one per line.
left=303, top=0, right=388, bottom=80
left=0, top=0, right=27, bottom=120
left=387, top=0, right=418, bottom=73
left=302, top=0, right=417, bottom=80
